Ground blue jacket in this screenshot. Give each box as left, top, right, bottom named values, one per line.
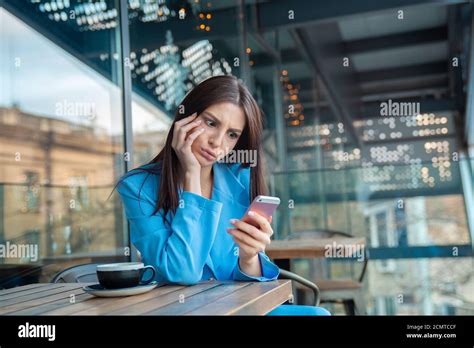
left=117, top=161, right=280, bottom=285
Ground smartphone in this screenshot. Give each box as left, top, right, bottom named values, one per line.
left=242, top=195, right=281, bottom=226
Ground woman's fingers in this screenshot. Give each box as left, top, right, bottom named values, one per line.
left=179, top=119, right=202, bottom=142
left=184, top=126, right=205, bottom=144
left=227, top=222, right=270, bottom=247
left=171, top=112, right=204, bottom=173
left=245, top=211, right=273, bottom=236
left=233, top=237, right=258, bottom=258
left=174, top=112, right=197, bottom=126
left=172, top=113, right=201, bottom=148
left=230, top=218, right=272, bottom=244
left=227, top=228, right=265, bottom=252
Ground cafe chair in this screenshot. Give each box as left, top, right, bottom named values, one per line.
left=51, top=263, right=100, bottom=283
left=278, top=269, right=320, bottom=306
left=284, top=229, right=369, bottom=315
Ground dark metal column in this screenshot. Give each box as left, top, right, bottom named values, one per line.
left=460, top=4, right=474, bottom=254
left=117, top=0, right=137, bottom=262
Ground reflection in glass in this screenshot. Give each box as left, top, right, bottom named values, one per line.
left=127, top=0, right=241, bottom=167
left=0, top=2, right=127, bottom=287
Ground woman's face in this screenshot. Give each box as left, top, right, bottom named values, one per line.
left=190, top=102, right=246, bottom=167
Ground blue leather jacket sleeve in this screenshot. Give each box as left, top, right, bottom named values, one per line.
left=117, top=178, right=223, bottom=285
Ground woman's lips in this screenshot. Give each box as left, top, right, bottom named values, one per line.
left=200, top=148, right=217, bottom=161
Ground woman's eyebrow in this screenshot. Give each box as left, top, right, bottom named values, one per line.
left=202, top=111, right=243, bottom=133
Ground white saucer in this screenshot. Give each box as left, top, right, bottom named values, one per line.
left=83, top=281, right=159, bottom=298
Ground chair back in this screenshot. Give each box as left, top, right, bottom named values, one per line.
left=286, top=229, right=352, bottom=240
left=51, top=263, right=99, bottom=283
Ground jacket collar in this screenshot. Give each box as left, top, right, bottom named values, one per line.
left=145, top=160, right=250, bottom=208
left=212, top=161, right=249, bottom=208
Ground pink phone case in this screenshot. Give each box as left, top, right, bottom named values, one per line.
left=242, top=195, right=281, bottom=225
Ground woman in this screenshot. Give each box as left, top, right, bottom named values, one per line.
left=116, top=75, right=330, bottom=316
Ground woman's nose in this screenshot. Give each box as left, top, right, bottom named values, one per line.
left=209, top=131, right=225, bottom=147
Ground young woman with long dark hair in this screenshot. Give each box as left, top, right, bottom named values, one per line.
left=116, top=75, right=330, bottom=315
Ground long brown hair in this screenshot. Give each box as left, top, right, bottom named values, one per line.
left=114, top=75, right=268, bottom=225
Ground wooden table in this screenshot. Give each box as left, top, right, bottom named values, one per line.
left=266, top=238, right=366, bottom=260
left=0, top=280, right=292, bottom=316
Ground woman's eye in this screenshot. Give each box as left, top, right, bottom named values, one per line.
left=206, top=120, right=215, bottom=127
left=229, top=132, right=238, bottom=139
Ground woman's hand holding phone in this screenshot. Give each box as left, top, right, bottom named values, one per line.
left=226, top=211, right=274, bottom=263
left=226, top=196, right=279, bottom=275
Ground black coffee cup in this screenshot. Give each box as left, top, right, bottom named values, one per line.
left=96, top=262, right=156, bottom=289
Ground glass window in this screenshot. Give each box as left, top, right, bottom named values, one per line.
left=0, top=1, right=128, bottom=288
left=248, top=1, right=473, bottom=315
left=127, top=0, right=242, bottom=168
left=23, top=171, right=40, bottom=213
left=366, top=257, right=473, bottom=315
left=375, top=212, right=389, bottom=247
